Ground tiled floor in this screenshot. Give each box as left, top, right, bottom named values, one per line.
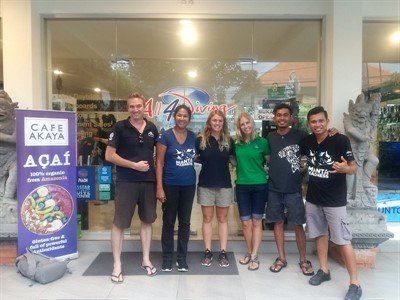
left=1, top=246, right=399, bottom=300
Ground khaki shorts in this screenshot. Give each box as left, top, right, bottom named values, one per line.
left=197, top=187, right=233, bottom=207
left=305, top=202, right=352, bottom=245
left=113, top=181, right=157, bottom=228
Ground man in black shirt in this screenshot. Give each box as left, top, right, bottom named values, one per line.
left=106, top=93, right=159, bottom=281
left=302, top=106, right=361, bottom=300
left=266, top=104, right=314, bottom=276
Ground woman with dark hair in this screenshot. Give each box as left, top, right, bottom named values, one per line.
left=156, top=105, right=197, bottom=272
left=196, top=110, right=235, bottom=268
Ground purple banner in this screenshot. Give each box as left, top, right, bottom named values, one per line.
left=16, top=109, right=77, bottom=259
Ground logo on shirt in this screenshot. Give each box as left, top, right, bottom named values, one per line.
left=148, top=131, right=154, bottom=138
left=307, top=149, right=334, bottom=179
left=174, top=148, right=196, bottom=167
left=279, top=144, right=300, bottom=173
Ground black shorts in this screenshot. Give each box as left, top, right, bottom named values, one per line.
left=265, top=190, right=306, bottom=225
left=113, top=181, right=157, bottom=228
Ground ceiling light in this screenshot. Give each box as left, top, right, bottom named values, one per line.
left=53, top=69, right=63, bottom=75
left=239, top=58, right=257, bottom=65
left=390, top=31, right=400, bottom=43
left=188, top=70, right=198, bottom=78
left=93, top=88, right=101, bottom=93
left=179, top=20, right=192, bottom=26
left=180, top=27, right=198, bottom=45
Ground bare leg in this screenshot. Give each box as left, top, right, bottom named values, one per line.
left=111, top=223, right=124, bottom=280
left=201, top=206, right=214, bottom=250
left=315, top=235, right=329, bottom=273
left=293, top=224, right=307, bottom=262
left=242, top=219, right=253, bottom=254
left=251, top=218, right=263, bottom=257
left=273, top=221, right=286, bottom=260
left=340, top=244, right=360, bottom=285
left=140, top=222, right=154, bottom=270
left=216, top=206, right=229, bottom=251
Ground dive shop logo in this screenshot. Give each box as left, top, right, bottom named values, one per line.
left=144, top=86, right=237, bottom=121
left=24, top=117, right=68, bottom=146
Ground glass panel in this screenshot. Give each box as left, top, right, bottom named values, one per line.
left=362, top=22, right=400, bottom=195
left=0, top=20, right=3, bottom=89
left=46, top=19, right=321, bottom=232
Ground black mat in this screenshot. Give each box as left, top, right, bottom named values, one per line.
left=83, top=252, right=239, bottom=276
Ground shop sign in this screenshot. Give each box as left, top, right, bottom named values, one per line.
left=98, top=184, right=110, bottom=192
left=255, top=109, right=273, bottom=121
left=16, top=110, right=77, bottom=259
left=77, top=166, right=95, bottom=200
left=99, top=191, right=111, bottom=201
left=98, top=166, right=112, bottom=184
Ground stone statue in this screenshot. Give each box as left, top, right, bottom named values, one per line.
left=342, top=92, right=393, bottom=249
left=0, top=90, right=18, bottom=237
left=344, top=93, right=380, bottom=208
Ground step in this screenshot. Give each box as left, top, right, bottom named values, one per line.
left=77, top=230, right=316, bottom=254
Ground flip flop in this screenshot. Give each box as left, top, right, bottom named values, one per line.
left=248, top=256, right=259, bottom=271
left=111, top=272, right=123, bottom=283
left=239, top=253, right=251, bottom=265
left=269, top=257, right=287, bottom=273
left=299, top=259, right=315, bottom=276
left=141, top=265, right=157, bottom=277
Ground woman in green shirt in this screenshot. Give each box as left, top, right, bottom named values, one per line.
left=235, top=112, right=270, bottom=271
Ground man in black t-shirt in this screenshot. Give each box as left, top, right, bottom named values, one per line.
left=106, top=93, right=159, bottom=281
left=302, top=106, right=361, bottom=300
left=266, top=103, right=314, bottom=276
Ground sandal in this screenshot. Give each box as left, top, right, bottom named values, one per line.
left=141, top=265, right=157, bottom=277
left=248, top=256, right=259, bottom=271
left=239, top=253, right=251, bottom=265
left=111, top=272, right=124, bottom=283
left=299, top=259, right=315, bottom=276
left=269, top=257, right=287, bottom=273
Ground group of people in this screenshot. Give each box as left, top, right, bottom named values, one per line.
left=104, top=92, right=362, bottom=300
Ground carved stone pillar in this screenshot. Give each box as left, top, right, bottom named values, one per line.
left=341, top=93, right=393, bottom=266
left=0, top=90, right=18, bottom=239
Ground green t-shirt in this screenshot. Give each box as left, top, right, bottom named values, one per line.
left=235, top=136, right=270, bottom=185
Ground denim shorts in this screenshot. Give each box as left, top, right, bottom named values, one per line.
left=265, top=190, right=306, bottom=225
left=305, top=202, right=352, bottom=245
left=235, top=183, right=268, bottom=221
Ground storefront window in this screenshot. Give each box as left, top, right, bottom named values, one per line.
left=46, top=19, right=321, bottom=232
left=0, top=21, right=3, bottom=89
left=363, top=22, right=400, bottom=191
left=363, top=21, right=400, bottom=224
left=47, top=19, right=321, bottom=139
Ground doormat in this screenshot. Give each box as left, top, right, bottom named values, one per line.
left=82, top=252, right=239, bottom=276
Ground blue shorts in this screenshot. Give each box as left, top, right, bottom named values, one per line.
left=265, top=190, right=306, bottom=225
left=235, top=184, right=268, bottom=221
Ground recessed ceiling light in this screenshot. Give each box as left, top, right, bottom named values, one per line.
left=188, top=70, right=198, bottom=78
left=390, top=31, right=400, bottom=43
left=179, top=20, right=192, bottom=26
left=180, top=27, right=198, bottom=45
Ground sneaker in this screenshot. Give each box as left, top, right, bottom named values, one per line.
left=309, top=269, right=331, bottom=286
left=345, top=284, right=362, bottom=300
left=218, top=250, right=230, bottom=267
left=201, top=249, right=213, bottom=266
left=176, top=261, right=189, bottom=272
left=161, top=260, right=172, bottom=272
